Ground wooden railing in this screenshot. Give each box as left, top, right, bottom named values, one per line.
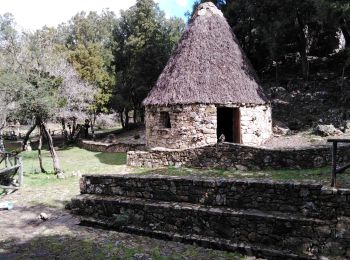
left=0, top=152, right=23, bottom=189
left=327, top=139, right=350, bottom=187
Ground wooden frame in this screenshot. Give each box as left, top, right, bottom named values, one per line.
left=327, top=139, right=350, bottom=187
left=233, top=108, right=242, bottom=144
left=0, top=152, right=23, bottom=190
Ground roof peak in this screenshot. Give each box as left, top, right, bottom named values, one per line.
left=193, top=2, right=223, bottom=19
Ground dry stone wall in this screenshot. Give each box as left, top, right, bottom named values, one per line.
left=80, top=174, right=350, bottom=220
left=145, top=104, right=272, bottom=149
left=127, top=142, right=350, bottom=170
left=72, top=174, right=350, bottom=258
left=79, top=140, right=145, bottom=153
left=240, top=105, right=272, bottom=145
left=145, top=104, right=217, bottom=149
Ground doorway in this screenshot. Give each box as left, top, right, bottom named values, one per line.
left=217, top=107, right=241, bottom=143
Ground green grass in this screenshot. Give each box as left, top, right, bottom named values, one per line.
left=0, top=147, right=127, bottom=205
left=139, top=165, right=350, bottom=187
left=21, top=146, right=126, bottom=176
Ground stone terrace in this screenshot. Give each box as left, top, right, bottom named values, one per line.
left=70, top=174, right=350, bottom=259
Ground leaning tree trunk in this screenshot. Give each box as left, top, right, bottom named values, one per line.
left=22, top=123, right=37, bottom=151
left=38, top=125, right=46, bottom=173
left=42, top=123, right=64, bottom=178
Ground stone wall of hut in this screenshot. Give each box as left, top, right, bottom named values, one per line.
left=240, top=105, right=272, bottom=145
left=145, top=104, right=218, bottom=149
left=145, top=104, right=272, bottom=149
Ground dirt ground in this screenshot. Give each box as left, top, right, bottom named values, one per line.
left=0, top=176, right=244, bottom=260
left=95, top=126, right=350, bottom=150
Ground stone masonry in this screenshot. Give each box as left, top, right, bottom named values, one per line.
left=128, top=142, right=350, bottom=170
left=146, top=104, right=217, bottom=149
left=71, top=174, right=350, bottom=258
left=145, top=104, right=272, bottom=149
left=240, top=105, right=272, bottom=145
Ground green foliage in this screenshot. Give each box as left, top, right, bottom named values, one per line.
left=62, top=11, right=117, bottom=114
left=112, top=0, right=185, bottom=124
left=17, top=71, right=63, bottom=121
left=195, top=0, right=349, bottom=77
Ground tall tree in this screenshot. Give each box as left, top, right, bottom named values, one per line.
left=62, top=10, right=117, bottom=135
left=112, top=0, right=185, bottom=127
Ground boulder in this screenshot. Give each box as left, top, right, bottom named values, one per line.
left=313, top=124, right=341, bottom=137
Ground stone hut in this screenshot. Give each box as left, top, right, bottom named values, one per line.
left=143, top=2, right=272, bottom=150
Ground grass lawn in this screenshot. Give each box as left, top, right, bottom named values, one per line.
left=137, top=165, right=350, bottom=188
left=22, top=146, right=127, bottom=175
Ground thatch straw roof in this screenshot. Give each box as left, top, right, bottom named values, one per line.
left=143, top=2, right=269, bottom=106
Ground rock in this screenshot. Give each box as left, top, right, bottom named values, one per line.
left=313, top=124, right=341, bottom=137
left=215, top=194, right=226, bottom=205
left=236, top=165, right=248, bottom=171
left=24, top=142, right=32, bottom=151
left=345, top=121, right=350, bottom=133
left=39, top=212, right=49, bottom=221
left=313, top=156, right=324, bottom=168
left=132, top=253, right=151, bottom=260
left=273, top=125, right=291, bottom=135
left=57, top=172, right=65, bottom=179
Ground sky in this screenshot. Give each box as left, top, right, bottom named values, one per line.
left=0, top=0, right=196, bottom=31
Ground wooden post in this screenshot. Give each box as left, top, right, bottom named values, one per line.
left=331, top=142, right=337, bottom=187
left=18, top=156, right=23, bottom=187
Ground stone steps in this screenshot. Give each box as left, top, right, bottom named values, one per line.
left=71, top=174, right=350, bottom=258
left=80, top=174, right=350, bottom=219
left=79, top=217, right=313, bottom=260
left=70, top=193, right=343, bottom=258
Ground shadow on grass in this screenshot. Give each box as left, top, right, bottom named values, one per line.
left=0, top=227, right=243, bottom=260
left=94, top=152, right=127, bottom=166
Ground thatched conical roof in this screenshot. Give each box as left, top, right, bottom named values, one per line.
left=143, top=2, right=268, bottom=106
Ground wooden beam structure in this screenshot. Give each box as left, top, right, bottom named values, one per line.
left=327, top=139, right=350, bottom=187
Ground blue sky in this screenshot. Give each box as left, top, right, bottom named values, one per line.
left=0, top=0, right=196, bottom=31
left=157, top=0, right=196, bottom=19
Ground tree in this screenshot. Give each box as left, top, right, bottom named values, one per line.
left=61, top=10, right=117, bottom=135
left=112, top=0, right=185, bottom=127
left=0, top=14, right=94, bottom=177
left=194, top=0, right=343, bottom=79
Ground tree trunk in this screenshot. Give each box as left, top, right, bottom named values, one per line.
left=340, top=19, right=350, bottom=48
left=22, top=124, right=37, bottom=151
left=42, top=123, right=64, bottom=177
left=140, top=108, right=145, bottom=123
left=72, top=118, right=77, bottom=137
left=119, top=110, right=125, bottom=129
left=38, top=125, right=46, bottom=173
left=133, top=109, right=137, bottom=124
left=0, top=130, right=4, bottom=153
left=125, top=109, right=129, bottom=129
left=61, top=118, right=68, bottom=141
left=91, top=112, right=96, bottom=140
left=296, top=11, right=308, bottom=78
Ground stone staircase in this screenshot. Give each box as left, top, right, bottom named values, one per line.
left=70, top=174, right=350, bottom=259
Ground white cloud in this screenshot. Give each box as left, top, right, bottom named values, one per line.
left=1, top=0, right=136, bottom=31
left=176, top=0, right=188, bottom=8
